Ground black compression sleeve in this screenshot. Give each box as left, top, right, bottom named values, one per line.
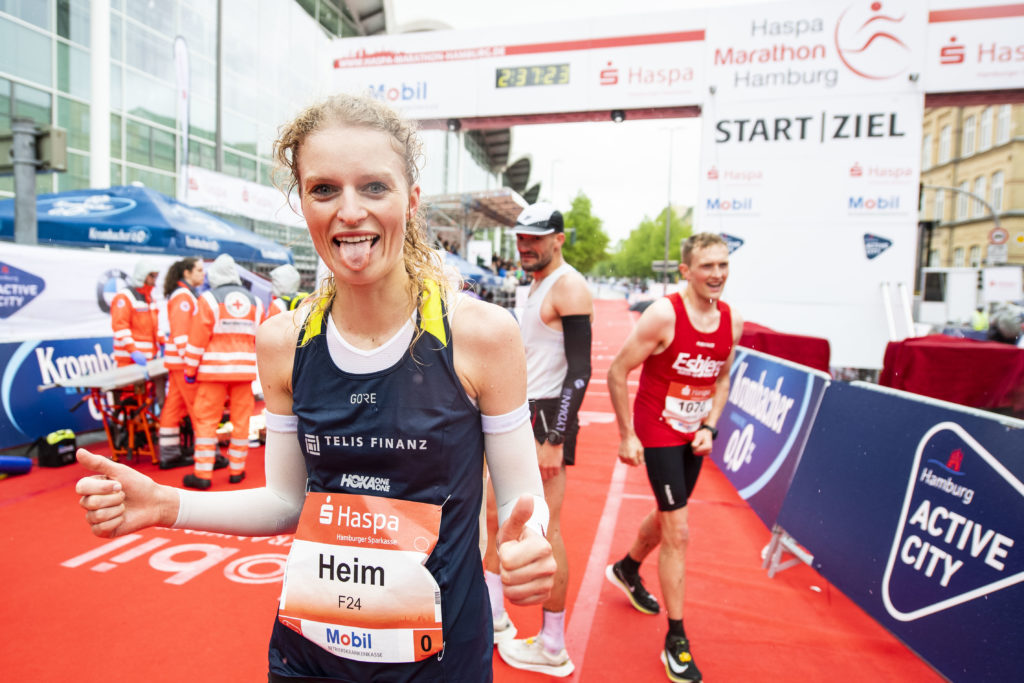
left=552, top=314, right=592, bottom=435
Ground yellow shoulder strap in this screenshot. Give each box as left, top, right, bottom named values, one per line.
left=301, top=282, right=446, bottom=347
left=419, top=279, right=447, bottom=347
left=301, top=296, right=328, bottom=346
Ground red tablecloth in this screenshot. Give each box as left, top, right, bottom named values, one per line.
left=879, top=335, right=1024, bottom=413
left=739, top=322, right=831, bottom=373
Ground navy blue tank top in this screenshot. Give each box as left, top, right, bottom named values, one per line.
left=268, top=295, right=492, bottom=682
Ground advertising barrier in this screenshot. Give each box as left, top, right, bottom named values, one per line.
left=0, top=244, right=273, bottom=449
left=0, top=336, right=112, bottom=448
left=709, top=347, right=829, bottom=528
left=776, top=381, right=1024, bottom=682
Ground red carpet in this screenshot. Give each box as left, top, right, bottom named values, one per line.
left=0, top=299, right=942, bottom=682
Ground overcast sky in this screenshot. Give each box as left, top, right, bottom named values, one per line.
left=388, top=0, right=772, bottom=244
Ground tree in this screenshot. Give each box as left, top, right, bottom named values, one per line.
left=607, top=207, right=692, bottom=280
left=561, top=192, right=610, bottom=274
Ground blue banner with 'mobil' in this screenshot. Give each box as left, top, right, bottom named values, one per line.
left=709, top=347, right=829, bottom=528
left=777, top=381, right=1024, bottom=683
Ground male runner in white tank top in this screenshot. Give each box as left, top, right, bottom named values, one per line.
left=491, top=203, right=594, bottom=677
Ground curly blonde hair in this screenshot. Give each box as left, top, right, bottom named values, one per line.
left=273, top=94, right=454, bottom=346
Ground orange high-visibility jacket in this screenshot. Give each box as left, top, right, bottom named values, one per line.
left=164, top=281, right=198, bottom=370
left=110, top=286, right=160, bottom=366
left=184, top=285, right=263, bottom=382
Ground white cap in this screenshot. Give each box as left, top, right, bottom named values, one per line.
left=131, top=258, right=159, bottom=286
left=207, top=254, right=241, bottom=288
left=513, top=203, right=564, bottom=236
left=270, top=264, right=301, bottom=297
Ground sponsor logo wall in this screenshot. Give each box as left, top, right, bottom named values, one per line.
left=698, top=0, right=925, bottom=368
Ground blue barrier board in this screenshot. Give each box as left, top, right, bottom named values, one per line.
left=778, top=381, right=1024, bottom=682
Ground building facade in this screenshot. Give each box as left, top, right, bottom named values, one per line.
left=920, top=104, right=1024, bottom=268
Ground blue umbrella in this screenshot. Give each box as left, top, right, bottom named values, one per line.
left=0, top=185, right=293, bottom=265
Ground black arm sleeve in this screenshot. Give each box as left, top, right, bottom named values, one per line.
left=552, top=314, right=592, bottom=435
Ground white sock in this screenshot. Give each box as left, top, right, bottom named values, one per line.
left=540, top=609, right=566, bottom=653
left=484, top=570, right=505, bottom=618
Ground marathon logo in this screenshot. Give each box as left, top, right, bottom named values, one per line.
left=882, top=422, right=1024, bottom=622
left=339, top=473, right=391, bottom=493
left=0, top=262, right=45, bottom=318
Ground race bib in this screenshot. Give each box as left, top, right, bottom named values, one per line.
left=278, top=491, right=444, bottom=663
left=663, top=382, right=714, bottom=434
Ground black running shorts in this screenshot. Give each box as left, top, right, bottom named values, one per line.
left=643, top=443, right=704, bottom=511
left=528, top=397, right=579, bottom=466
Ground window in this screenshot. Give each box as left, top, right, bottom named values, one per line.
left=956, top=181, right=969, bottom=219
left=57, top=41, right=90, bottom=100
left=57, top=96, right=89, bottom=150
left=991, top=171, right=1004, bottom=212
left=979, top=107, right=993, bottom=150
left=0, top=15, right=53, bottom=86
left=13, top=82, right=51, bottom=125
left=56, top=150, right=89, bottom=191
left=939, top=125, right=951, bottom=162
left=973, top=175, right=987, bottom=218
left=933, top=189, right=945, bottom=223
left=962, top=115, right=975, bottom=156
left=969, top=246, right=981, bottom=267
left=996, top=105, right=1011, bottom=143
left=126, top=119, right=176, bottom=170
left=921, top=133, right=932, bottom=168
left=56, top=0, right=90, bottom=46
left=0, top=0, right=51, bottom=29
left=928, top=250, right=941, bottom=267
left=953, top=247, right=965, bottom=267
left=923, top=271, right=946, bottom=300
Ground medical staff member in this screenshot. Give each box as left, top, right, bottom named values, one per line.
left=156, top=257, right=204, bottom=470
left=265, top=263, right=307, bottom=318
left=111, top=259, right=161, bottom=368
left=182, top=254, right=263, bottom=489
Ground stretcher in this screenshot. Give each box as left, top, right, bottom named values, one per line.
left=40, top=359, right=167, bottom=464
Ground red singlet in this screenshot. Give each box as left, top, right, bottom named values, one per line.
left=633, top=293, right=733, bottom=448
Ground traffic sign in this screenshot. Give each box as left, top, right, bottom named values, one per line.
left=987, top=244, right=1008, bottom=265
left=989, top=227, right=1008, bottom=245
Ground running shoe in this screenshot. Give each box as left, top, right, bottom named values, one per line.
left=605, top=561, right=661, bottom=615
left=661, top=635, right=702, bottom=682
left=492, top=611, right=518, bottom=644
left=497, top=636, right=575, bottom=677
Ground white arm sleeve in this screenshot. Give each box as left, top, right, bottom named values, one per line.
left=483, top=403, right=549, bottom=538
left=173, top=413, right=307, bottom=535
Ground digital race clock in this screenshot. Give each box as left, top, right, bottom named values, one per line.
left=495, top=64, right=570, bottom=88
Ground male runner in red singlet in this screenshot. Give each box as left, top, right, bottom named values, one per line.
left=605, top=233, right=743, bottom=683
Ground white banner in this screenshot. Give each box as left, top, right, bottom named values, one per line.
left=924, top=1, right=1024, bottom=93
left=330, top=12, right=708, bottom=120
left=185, top=166, right=305, bottom=228
left=697, top=93, right=923, bottom=369
left=0, top=243, right=177, bottom=344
